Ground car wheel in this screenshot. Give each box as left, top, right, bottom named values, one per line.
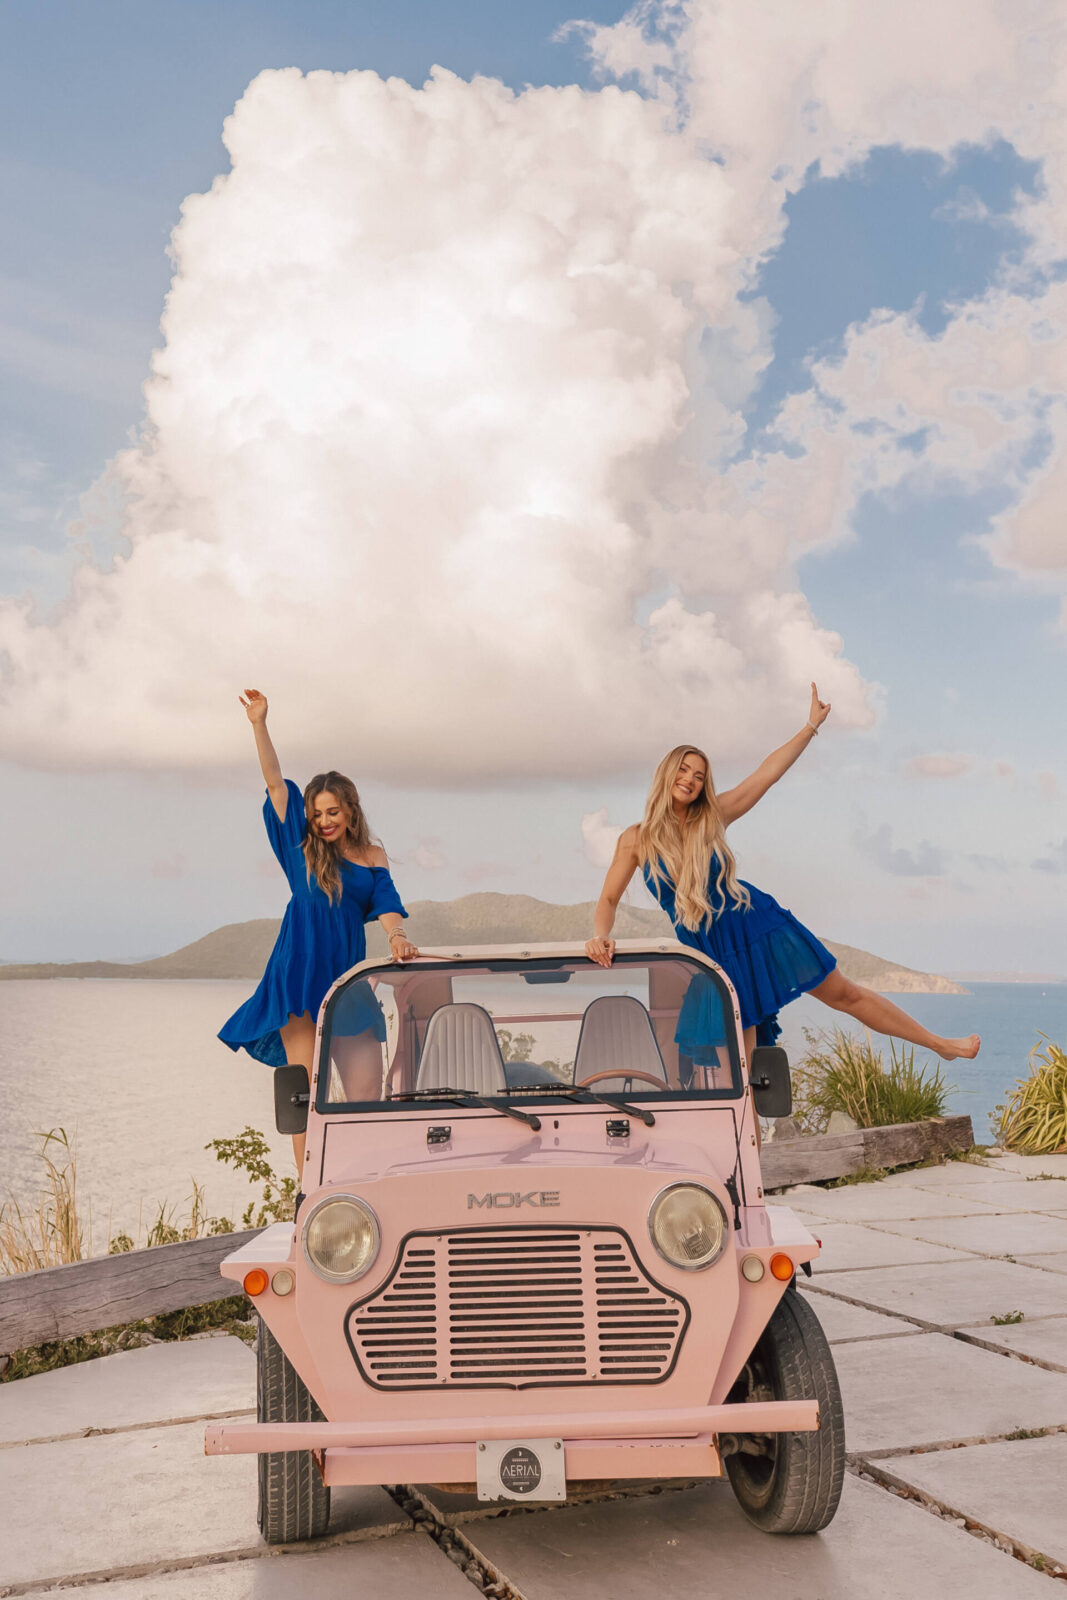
left=723, top=1288, right=845, bottom=1534
left=256, top=1316, right=331, bottom=1544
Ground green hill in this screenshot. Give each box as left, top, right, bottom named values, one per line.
left=0, top=892, right=966, bottom=993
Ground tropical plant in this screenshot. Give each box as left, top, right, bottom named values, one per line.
left=206, top=1126, right=296, bottom=1226
left=791, top=1028, right=951, bottom=1135
left=995, top=1037, right=1067, bottom=1155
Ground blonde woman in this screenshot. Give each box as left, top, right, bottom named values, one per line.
left=586, top=684, right=980, bottom=1066
left=219, top=690, right=417, bottom=1158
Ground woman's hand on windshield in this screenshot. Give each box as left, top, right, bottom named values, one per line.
left=585, top=936, right=615, bottom=968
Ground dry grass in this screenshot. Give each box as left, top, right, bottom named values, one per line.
left=0, top=1128, right=237, bottom=1275
left=0, top=1129, right=86, bottom=1273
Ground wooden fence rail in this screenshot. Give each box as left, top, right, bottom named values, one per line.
left=0, top=1113, right=974, bottom=1358
left=0, top=1229, right=258, bottom=1357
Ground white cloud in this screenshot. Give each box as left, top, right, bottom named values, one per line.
left=4, top=2, right=1067, bottom=780
left=581, top=806, right=625, bottom=867
left=411, top=837, right=446, bottom=870
left=906, top=753, right=972, bottom=780
left=0, top=64, right=874, bottom=781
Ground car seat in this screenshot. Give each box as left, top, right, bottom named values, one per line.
left=415, top=1002, right=508, bottom=1095
left=573, top=995, right=667, bottom=1091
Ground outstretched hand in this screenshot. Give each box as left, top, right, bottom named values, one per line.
left=809, top=681, right=831, bottom=731
left=240, top=689, right=269, bottom=724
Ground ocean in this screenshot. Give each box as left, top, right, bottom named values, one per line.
left=0, top=978, right=1063, bottom=1243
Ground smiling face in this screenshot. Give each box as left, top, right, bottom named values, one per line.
left=311, top=789, right=351, bottom=844
left=671, top=751, right=708, bottom=814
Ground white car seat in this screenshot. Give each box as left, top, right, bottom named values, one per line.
left=415, top=1002, right=508, bottom=1095
left=573, top=995, right=667, bottom=1091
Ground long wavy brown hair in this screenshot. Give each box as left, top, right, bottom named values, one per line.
left=302, top=771, right=376, bottom=904
left=637, top=745, right=750, bottom=931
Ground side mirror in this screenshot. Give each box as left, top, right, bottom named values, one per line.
left=749, top=1046, right=792, bottom=1119
left=274, top=1065, right=310, bottom=1135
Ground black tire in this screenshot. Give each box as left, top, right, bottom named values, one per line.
left=256, top=1317, right=331, bottom=1544
left=724, top=1288, right=845, bottom=1534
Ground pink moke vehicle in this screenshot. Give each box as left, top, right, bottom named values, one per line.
left=205, top=940, right=845, bottom=1543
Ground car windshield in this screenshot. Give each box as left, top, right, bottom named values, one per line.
left=316, top=952, right=742, bottom=1110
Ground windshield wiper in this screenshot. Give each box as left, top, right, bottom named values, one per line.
left=390, top=1086, right=541, bottom=1130
left=506, top=1082, right=655, bottom=1128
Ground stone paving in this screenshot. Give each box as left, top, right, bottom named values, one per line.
left=0, top=1151, right=1064, bottom=1597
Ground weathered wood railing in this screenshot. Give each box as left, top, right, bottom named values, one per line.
left=0, top=1114, right=974, bottom=1358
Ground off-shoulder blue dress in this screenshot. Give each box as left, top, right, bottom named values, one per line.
left=643, top=858, right=835, bottom=1057
left=219, top=779, right=408, bottom=1067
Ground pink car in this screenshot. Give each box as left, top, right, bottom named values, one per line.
left=205, top=940, right=844, bottom=1542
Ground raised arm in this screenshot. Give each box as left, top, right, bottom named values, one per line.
left=585, top=825, right=641, bottom=968
left=239, top=689, right=289, bottom=821
left=718, top=683, right=831, bottom=826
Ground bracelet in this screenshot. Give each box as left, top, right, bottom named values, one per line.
left=806, top=720, right=819, bottom=736
left=387, top=928, right=408, bottom=943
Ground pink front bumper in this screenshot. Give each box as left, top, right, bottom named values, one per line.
left=205, top=1399, right=819, bottom=1487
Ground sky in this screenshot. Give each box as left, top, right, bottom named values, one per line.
left=0, top=0, right=1064, bottom=974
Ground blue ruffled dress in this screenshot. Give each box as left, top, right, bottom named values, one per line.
left=219, top=779, right=408, bottom=1067
left=643, top=858, right=836, bottom=1056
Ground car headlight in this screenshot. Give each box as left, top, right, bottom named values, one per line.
left=648, top=1182, right=728, bottom=1270
left=302, top=1195, right=380, bottom=1283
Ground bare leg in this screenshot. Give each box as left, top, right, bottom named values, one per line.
left=809, top=970, right=980, bottom=1060
left=331, top=1033, right=386, bottom=1102
left=279, top=1011, right=316, bottom=1171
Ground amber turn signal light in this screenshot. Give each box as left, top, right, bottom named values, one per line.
left=769, top=1253, right=794, bottom=1281
left=243, top=1268, right=269, bottom=1296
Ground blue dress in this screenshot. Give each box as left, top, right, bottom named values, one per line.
left=643, top=858, right=836, bottom=1053
left=219, top=779, right=408, bottom=1067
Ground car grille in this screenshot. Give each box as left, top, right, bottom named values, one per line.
left=345, top=1225, right=689, bottom=1390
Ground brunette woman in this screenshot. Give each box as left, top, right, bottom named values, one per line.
left=219, top=690, right=417, bottom=1162
left=586, top=684, right=980, bottom=1067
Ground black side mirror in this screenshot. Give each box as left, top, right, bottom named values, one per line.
left=749, top=1046, right=792, bottom=1118
left=274, top=1065, right=310, bottom=1135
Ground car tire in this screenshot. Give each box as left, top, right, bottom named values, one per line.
left=256, top=1316, right=331, bottom=1544
left=724, top=1287, right=845, bottom=1534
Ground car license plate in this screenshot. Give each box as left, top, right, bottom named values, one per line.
left=476, top=1438, right=566, bottom=1501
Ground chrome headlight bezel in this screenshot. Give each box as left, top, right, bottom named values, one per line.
left=301, top=1193, right=381, bottom=1284
left=648, top=1181, right=729, bottom=1271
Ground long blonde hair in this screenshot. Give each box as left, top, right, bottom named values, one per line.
left=637, top=745, right=750, bottom=930
left=302, top=771, right=375, bottom=905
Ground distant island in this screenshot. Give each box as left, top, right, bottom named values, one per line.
left=0, top=891, right=968, bottom=994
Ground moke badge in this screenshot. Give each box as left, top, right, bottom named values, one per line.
left=477, top=1438, right=566, bottom=1502
left=467, top=1190, right=560, bottom=1209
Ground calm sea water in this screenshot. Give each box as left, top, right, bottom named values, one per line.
left=0, top=979, right=1063, bottom=1243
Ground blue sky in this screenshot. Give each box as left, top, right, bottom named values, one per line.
left=1, top=1, right=1064, bottom=974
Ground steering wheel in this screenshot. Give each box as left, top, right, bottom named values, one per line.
left=576, top=1069, right=666, bottom=1090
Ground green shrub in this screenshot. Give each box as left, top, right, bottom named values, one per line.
left=792, top=1028, right=951, bottom=1134
left=995, top=1038, right=1067, bottom=1155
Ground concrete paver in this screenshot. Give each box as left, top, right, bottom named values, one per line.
left=808, top=1222, right=973, bottom=1273
left=877, top=1433, right=1067, bottom=1568
left=869, top=1212, right=1067, bottom=1258
left=819, top=1257, right=1067, bottom=1327
left=910, top=1179, right=1067, bottom=1211
left=786, top=1184, right=1005, bottom=1221
left=0, top=1336, right=255, bottom=1447
left=43, top=1533, right=477, bottom=1599
left=830, top=1330, right=1067, bottom=1452
left=969, top=1315, right=1067, bottom=1370
left=800, top=1286, right=922, bottom=1341
left=994, top=1154, right=1067, bottom=1180
left=879, top=1163, right=1016, bottom=1188
left=1021, top=1251, right=1067, bottom=1275
left=461, top=1475, right=1057, bottom=1598
left=0, top=1419, right=408, bottom=1589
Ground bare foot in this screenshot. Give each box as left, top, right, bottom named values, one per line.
left=937, top=1034, right=981, bottom=1061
